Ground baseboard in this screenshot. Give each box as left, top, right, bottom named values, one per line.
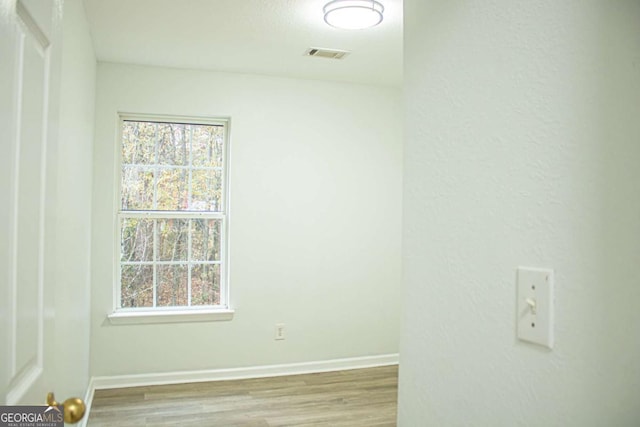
left=90, top=353, right=398, bottom=391
left=78, top=377, right=95, bottom=427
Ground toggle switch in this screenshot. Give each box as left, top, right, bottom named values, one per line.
left=525, top=297, right=537, bottom=315
left=517, top=267, right=554, bottom=349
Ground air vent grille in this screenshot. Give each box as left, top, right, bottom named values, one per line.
left=304, top=47, right=350, bottom=60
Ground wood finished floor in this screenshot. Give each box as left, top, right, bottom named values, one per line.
left=87, top=365, right=398, bottom=426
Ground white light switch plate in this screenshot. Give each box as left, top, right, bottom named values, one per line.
left=517, top=267, right=554, bottom=349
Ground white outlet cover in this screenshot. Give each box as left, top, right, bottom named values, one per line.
left=517, top=267, right=554, bottom=349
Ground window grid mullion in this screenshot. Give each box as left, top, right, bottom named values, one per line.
left=187, top=126, right=193, bottom=306
left=153, top=122, right=159, bottom=210
left=187, top=220, right=192, bottom=306
left=119, top=211, right=225, bottom=219
left=221, top=127, right=226, bottom=211
left=120, top=260, right=222, bottom=265
left=153, top=218, right=158, bottom=308
left=219, top=217, right=226, bottom=306
left=188, top=125, right=193, bottom=209
left=121, top=260, right=222, bottom=266
left=218, top=126, right=228, bottom=305
left=121, top=164, right=223, bottom=171
left=153, top=123, right=160, bottom=308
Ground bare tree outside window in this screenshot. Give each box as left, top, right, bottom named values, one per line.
left=118, top=118, right=228, bottom=310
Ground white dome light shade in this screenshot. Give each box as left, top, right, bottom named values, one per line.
left=323, top=0, right=384, bottom=30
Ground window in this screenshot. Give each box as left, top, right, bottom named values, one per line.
left=115, top=115, right=229, bottom=317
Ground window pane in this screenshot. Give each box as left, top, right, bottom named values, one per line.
left=121, top=265, right=153, bottom=308
left=191, top=264, right=220, bottom=306
left=191, top=169, right=222, bottom=211
left=119, top=118, right=228, bottom=310
left=192, top=125, right=224, bottom=168
left=121, top=218, right=154, bottom=262
left=157, top=265, right=188, bottom=306
left=157, top=219, right=188, bottom=262
left=156, top=168, right=188, bottom=210
left=122, top=121, right=156, bottom=165
left=191, top=219, right=221, bottom=261
left=157, top=123, right=189, bottom=166
left=121, top=166, right=154, bottom=210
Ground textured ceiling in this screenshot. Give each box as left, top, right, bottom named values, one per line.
left=83, top=0, right=403, bottom=87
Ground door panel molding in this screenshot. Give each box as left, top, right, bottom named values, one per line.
left=6, top=0, right=51, bottom=405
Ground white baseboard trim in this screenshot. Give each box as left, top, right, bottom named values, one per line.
left=79, top=377, right=96, bottom=427
left=90, top=353, right=398, bottom=391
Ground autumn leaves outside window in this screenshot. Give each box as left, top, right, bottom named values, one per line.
left=118, top=118, right=228, bottom=310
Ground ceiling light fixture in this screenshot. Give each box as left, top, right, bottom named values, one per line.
left=323, top=0, right=384, bottom=30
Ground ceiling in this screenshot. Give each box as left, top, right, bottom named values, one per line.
left=82, top=0, right=403, bottom=87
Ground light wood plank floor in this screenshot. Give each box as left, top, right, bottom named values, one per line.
left=87, top=365, right=398, bottom=426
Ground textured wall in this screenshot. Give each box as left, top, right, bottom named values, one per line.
left=399, top=1, right=640, bottom=425
left=91, top=63, right=402, bottom=376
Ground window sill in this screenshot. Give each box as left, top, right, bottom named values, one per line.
left=107, top=308, right=235, bottom=325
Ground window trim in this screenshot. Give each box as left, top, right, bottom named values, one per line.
left=107, top=307, right=235, bottom=325
left=110, top=113, right=233, bottom=324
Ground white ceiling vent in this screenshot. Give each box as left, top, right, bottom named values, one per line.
left=304, top=47, right=350, bottom=60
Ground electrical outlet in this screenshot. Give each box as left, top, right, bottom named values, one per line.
left=275, top=323, right=285, bottom=340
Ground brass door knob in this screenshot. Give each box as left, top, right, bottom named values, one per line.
left=46, top=392, right=86, bottom=424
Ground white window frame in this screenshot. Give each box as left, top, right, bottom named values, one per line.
left=108, top=113, right=233, bottom=325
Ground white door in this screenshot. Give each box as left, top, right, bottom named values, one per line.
left=0, top=0, right=61, bottom=405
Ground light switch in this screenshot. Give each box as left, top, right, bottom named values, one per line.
left=517, top=267, right=554, bottom=349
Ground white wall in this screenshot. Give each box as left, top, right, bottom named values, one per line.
left=91, top=63, right=402, bottom=376
left=54, top=0, right=95, bottom=399
left=399, top=1, right=640, bottom=426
